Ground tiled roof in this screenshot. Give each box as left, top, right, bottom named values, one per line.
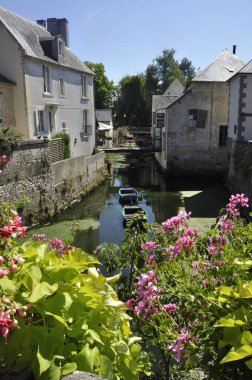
left=0, top=7, right=93, bottom=74
left=193, top=49, right=245, bottom=82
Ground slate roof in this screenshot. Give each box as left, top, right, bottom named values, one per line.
left=192, top=49, right=245, bottom=82
left=0, top=73, right=16, bottom=85
left=152, top=95, right=178, bottom=111
left=0, top=7, right=93, bottom=74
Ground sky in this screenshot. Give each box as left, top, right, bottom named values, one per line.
left=0, top=0, right=252, bottom=84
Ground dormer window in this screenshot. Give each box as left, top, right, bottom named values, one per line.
left=58, top=39, right=64, bottom=57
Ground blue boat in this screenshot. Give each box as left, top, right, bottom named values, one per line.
left=119, top=185, right=139, bottom=203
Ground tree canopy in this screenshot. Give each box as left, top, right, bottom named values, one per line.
left=87, top=49, right=196, bottom=128
left=84, top=61, right=116, bottom=109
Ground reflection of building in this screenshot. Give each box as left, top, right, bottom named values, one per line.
left=95, top=109, right=113, bottom=148
left=0, top=7, right=95, bottom=158
left=153, top=49, right=245, bottom=175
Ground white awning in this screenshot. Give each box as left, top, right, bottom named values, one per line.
left=98, top=122, right=112, bottom=131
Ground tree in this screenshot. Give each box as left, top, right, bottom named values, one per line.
left=115, top=75, right=148, bottom=128
left=179, top=57, right=196, bottom=87
left=84, top=61, right=115, bottom=109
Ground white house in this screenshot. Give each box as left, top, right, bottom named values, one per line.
left=227, top=60, right=252, bottom=141
left=0, top=7, right=95, bottom=158
left=153, top=49, right=245, bottom=175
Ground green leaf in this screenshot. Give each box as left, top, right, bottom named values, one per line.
left=26, top=282, right=58, bottom=302
left=37, top=348, right=52, bottom=375
left=73, top=343, right=99, bottom=372
left=112, top=340, right=129, bottom=355
left=0, top=275, right=17, bottom=293
left=215, top=318, right=246, bottom=327
left=220, top=344, right=252, bottom=363
left=240, top=281, right=252, bottom=298
left=241, top=331, right=252, bottom=345
left=245, top=358, right=252, bottom=370
left=45, top=312, right=69, bottom=328
left=99, top=355, right=114, bottom=379
left=61, top=362, right=77, bottom=376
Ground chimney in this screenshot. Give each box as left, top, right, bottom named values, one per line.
left=47, top=18, right=69, bottom=47
left=37, top=19, right=46, bottom=28
left=233, top=45, right=237, bottom=54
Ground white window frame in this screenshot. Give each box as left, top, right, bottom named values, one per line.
left=81, top=74, right=88, bottom=98
left=59, top=77, right=66, bottom=97
left=43, top=65, right=52, bottom=94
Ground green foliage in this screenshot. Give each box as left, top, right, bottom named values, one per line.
left=0, top=127, right=22, bottom=155
left=0, top=241, right=150, bottom=379
left=115, top=75, right=148, bottom=128
left=84, top=61, right=116, bottom=109
left=52, top=132, right=70, bottom=159
left=112, top=206, right=252, bottom=378
left=94, top=243, right=120, bottom=274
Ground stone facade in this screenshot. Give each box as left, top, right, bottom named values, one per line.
left=0, top=140, right=106, bottom=225
left=227, top=139, right=252, bottom=207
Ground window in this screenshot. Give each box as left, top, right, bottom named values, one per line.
left=81, top=75, right=87, bottom=98
left=48, top=111, right=53, bottom=132
left=59, top=78, right=66, bottom=97
left=234, top=124, right=237, bottom=134
left=43, top=66, right=51, bottom=93
left=219, top=125, right=228, bottom=146
left=38, top=110, right=45, bottom=132
left=83, top=109, right=92, bottom=135
left=188, top=109, right=207, bottom=128
left=58, top=40, right=64, bottom=57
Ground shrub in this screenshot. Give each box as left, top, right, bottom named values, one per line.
left=0, top=127, right=22, bottom=155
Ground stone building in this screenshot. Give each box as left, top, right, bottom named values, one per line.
left=153, top=49, right=245, bottom=175
left=0, top=7, right=95, bottom=158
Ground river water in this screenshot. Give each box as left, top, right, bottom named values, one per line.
left=31, top=153, right=230, bottom=254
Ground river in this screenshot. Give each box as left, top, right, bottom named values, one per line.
left=31, top=153, right=230, bottom=254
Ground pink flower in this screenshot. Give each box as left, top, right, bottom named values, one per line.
left=162, top=211, right=191, bottom=232
left=163, top=303, right=177, bottom=315
left=49, top=238, right=64, bottom=254
left=31, top=233, right=46, bottom=242
left=218, top=214, right=234, bottom=233
left=169, top=332, right=191, bottom=363
left=226, top=193, right=249, bottom=218
left=208, top=234, right=228, bottom=255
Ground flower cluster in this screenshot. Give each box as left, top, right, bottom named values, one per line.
left=168, top=330, right=192, bottom=363
left=0, top=210, right=26, bottom=238
left=0, top=298, right=30, bottom=343
left=125, top=270, right=162, bottom=319
left=168, top=227, right=200, bottom=258
left=0, top=254, right=24, bottom=279
left=226, top=193, right=249, bottom=218
left=49, top=238, right=74, bottom=256
left=31, top=233, right=46, bottom=242
left=208, top=234, right=228, bottom=256
left=162, top=211, right=191, bottom=233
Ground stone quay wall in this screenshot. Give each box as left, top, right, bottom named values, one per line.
left=228, top=139, right=252, bottom=209
left=0, top=140, right=107, bottom=225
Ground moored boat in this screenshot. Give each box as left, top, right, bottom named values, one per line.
left=122, top=204, right=148, bottom=225
left=119, top=185, right=139, bottom=203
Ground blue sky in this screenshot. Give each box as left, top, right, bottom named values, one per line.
left=0, top=0, right=251, bottom=83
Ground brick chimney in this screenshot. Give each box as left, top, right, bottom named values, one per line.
left=46, top=18, right=69, bottom=47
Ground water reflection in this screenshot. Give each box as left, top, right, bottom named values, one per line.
left=31, top=153, right=230, bottom=253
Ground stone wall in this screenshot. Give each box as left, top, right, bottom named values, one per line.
left=228, top=139, right=252, bottom=206
left=0, top=140, right=106, bottom=225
